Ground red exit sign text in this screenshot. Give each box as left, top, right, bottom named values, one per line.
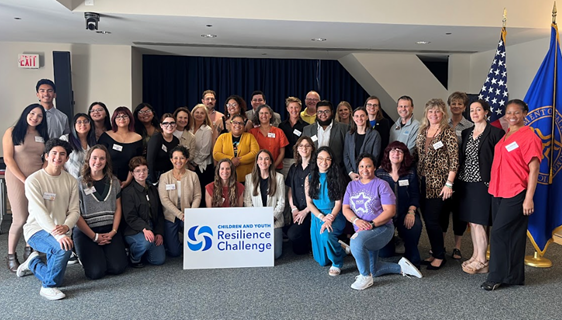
left=18, top=54, right=40, bottom=69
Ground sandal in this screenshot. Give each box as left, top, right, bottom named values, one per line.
left=462, top=257, right=476, bottom=268
left=463, top=260, right=488, bottom=274
left=452, top=248, right=462, bottom=260
left=328, top=266, right=341, bottom=276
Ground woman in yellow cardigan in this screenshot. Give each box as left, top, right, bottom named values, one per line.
left=213, top=115, right=259, bottom=183
left=158, top=145, right=201, bottom=257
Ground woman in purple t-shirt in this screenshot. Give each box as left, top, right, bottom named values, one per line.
left=342, top=153, right=423, bottom=291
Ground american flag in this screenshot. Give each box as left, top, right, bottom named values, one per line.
left=478, top=27, right=508, bottom=128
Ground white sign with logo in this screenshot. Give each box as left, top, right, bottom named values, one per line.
left=183, top=207, right=274, bottom=270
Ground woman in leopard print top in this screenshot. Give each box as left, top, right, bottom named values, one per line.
left=415, top=99, right=459, bottom=270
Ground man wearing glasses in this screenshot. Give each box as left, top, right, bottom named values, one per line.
left=389, top=96, right=419, bottom=155
left=246, top=91, right=281, bottom=127
left=300, top=91, right=321, bottom=124
left=303, top=100, right=348, bottom=169
left=36, top=79, right=70, bottom=139
left=201, top=90, right=224, bottom=125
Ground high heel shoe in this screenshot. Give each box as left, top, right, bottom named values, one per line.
left=6, top=253, right=20, bottom=273
left=426, top=258, right=446, bottom=270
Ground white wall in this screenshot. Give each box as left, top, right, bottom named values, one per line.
left=0, top=42, right=137, bottom=156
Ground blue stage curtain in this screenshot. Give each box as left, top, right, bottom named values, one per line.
left=142, top=55, right=370, bottom=120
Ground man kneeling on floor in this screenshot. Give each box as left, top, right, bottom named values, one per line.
left=17, top=138, right=79, bottom=300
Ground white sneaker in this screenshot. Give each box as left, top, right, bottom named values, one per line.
left=399, top=257, right=423, bottom=278
left=351, top=274, right=374, bottom=290
left=16, top=251, right=39, bottom=277
left=338, top=240, right=351, bottom=255
left=67, top=252, right=78, bottom=265
left=40, top=287, right=66, bottom=300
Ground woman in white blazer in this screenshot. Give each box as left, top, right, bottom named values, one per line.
left=244, top=149, right=285, bottom=259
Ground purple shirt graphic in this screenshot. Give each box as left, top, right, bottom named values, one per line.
left=343, top=178, right=396, bottom=231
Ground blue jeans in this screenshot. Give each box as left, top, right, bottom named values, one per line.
left=125, top=232, right=166, bottom=265
left=27, top=230, right=72, bottom=288
left=164, top=218, right=184, bottom=257
left=350, top=224, right=401, bottom=277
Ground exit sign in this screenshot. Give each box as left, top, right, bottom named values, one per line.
left=18, top=54, right=40, bottom=69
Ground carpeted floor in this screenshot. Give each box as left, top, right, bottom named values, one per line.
left=1, top=216, right=561, bottom=320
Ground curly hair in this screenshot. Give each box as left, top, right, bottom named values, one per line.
left=251, top=150, right=277, bottom=197
left=308, top=146, right=343, bottom=201
left=224, top=95, right=248, bottom=119
left=293, top=136, right=316, bottom=165
left=379, top=141, right=413, bottom=176
left=81, top=144, right=113, bottom=186
left=212, top=158, right=239, bottom=207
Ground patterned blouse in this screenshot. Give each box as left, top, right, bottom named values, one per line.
left=458, top=130, right=483, bottom=183
left=416, top=126, right=459, bottom=198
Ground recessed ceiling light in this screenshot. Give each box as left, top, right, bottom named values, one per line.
left=201, top=34, right=217, bottom=38
left=445, top=32, right=452, bottom=35
left=96, top=31, right=111, bottom=34
left=206, top=24, right=213, bottom=28
left=14, top=17, right=21, bottom=20
left=416, top=41, right=430, bottom=45
left=312, top=38, right=326, bottom=42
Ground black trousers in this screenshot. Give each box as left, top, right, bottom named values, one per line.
left=487, top=191, right=528, bottom=285
left=74, top=225, right=128, bottom=280
left=287, top=214, right=311, bottom=255
left=440, top=192, right=467, bottom=236
left=420, top=179, right=446, bottom=259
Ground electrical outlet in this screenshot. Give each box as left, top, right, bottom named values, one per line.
left=85, top=0, right=94, bottom=6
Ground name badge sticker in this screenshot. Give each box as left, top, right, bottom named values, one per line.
left=84, top=186, right=97, bottom=195
left=433, top=141, right=444, bottom=150
left=403, top=131, right=409, bottom=135
left=506, top=141, right=519, bottom=152
left=162, top=144, right=168, bottom=152
left=293, top=129, right=302, bottom=137
left=311, top=135, right=318, bottom=142
left=35, top=136, right=44, bottom=143
left=43, top=192, right=56, bottom=201
left=112, top=144, right=123, bottom=152
left=398, top=180, right=409, bottom=186
left=267, top=133, right=276, bottom=138
left=165, top=184, right=176, bottom=191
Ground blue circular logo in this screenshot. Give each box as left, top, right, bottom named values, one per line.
left=187, top=225, right=213, bottom=251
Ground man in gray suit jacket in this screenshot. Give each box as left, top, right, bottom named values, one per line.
left=303, top=100, right=348, bottom=169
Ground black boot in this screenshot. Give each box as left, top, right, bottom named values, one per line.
left=23, top=247, right=33, bottom=261
left=6, top=253, right=20, bottom=273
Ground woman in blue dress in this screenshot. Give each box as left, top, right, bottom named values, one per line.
left=305, top=146, right=346, bottom=276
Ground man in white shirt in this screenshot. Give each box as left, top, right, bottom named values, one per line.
left=17, top=138, right=79, bottom=301
left=389, top=95, right=420, bottom=155
left=36, top=79, right=70, bottom=139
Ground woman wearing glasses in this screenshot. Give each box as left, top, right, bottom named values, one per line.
left=147, top=113, right=180, bottom=184
left=213, top=115, right=259, bottom=183
left=88, top=102, right=112, bottom=141
left=98, top=107, right=143, bottom=188
left=365, top=96, right=390, bottom=151
left=60, top=113, right=97, bottom=179
left=214, top=95, right=253, bottom=138
left=133, top=103, right=160, bottom=154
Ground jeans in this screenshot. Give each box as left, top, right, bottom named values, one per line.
left=350, top=224, right=401, bottom=277
left=125, top=232, right=166, bottom=265
left=27, top=230, right=72, bottom=288
left=164, top=218, right=184, bottom=257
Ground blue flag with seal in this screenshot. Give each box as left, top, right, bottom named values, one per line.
left=524, top=23, right=562, bottom=255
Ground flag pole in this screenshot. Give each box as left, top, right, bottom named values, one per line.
left=525, top=1, right=557, bottom=268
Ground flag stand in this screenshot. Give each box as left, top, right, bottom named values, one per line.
left=524, top=251, right=552, bottom=268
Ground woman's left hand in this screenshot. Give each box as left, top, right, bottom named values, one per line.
left=404, top=214, right=415, bottom=229
left=355, top=219, right=372, bottom=231
left=320, top=221, right=333, bottom=234
left=324, top=214, right=335, bottom=223
left=155, top=235, right=164, bottom=246
left=439, top=185, right=453, bottom=201
left=523, top=198, right=535, bottom=216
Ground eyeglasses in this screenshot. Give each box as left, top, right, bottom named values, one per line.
left=115, top=115, right=129, bottom=120
left=366, top=103, right=379, bottom=108
left=390, top=149, right=404, bottom=154
left=317, top=110, right=331, bottom=115
left=161, top=121, right=176, bottom=127
left=76, top=119, right=90, bottom=125
left=317, top=156, right=332, bottom=162
left=298, top=145, right=312, bottom=149
left=90, top=108, right=104, bottom=113
left=231, top=121, right=244, bottom=126
left=133, top=168, right=148, bottom=174
left=226, top=103, right=239, bottom=108
left=138, top=110, right=152, bottom=115
left=306, top=98, right=320, bottom=102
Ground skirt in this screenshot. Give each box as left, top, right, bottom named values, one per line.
left=458, top=181, right=493, bottom=226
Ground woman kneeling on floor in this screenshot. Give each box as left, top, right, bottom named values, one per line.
left=342, top=153, right=422, bottom=290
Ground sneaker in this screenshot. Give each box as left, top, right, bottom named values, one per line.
left=399, top=257, right=423, bottom=278
left=351, top=274, right=374, bottom=290
left=67, top=252, right=78, bottom=265
left=16, top=251, right=39, bottom=277
left=40, top=287, right=66, bottom=300
left=338, top=240, right=351, bottom=255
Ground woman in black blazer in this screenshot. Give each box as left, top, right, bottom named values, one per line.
left=457, top=100, right=504, bottom=275
left=343, top=107, right=382, bottom=181
left=364, top=96, right=390, bottom=151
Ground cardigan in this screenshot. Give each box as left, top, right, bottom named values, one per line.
left=243, top=173, right=285, bottom=229
left=213, top=132, right=259, bottom=182
left=158, top=169, right=201, bottom=222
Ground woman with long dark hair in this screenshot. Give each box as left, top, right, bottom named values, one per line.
left=344, top=107, right=382, bottom=181
left=205, top=159, right=244, bottom=208
left=214, top=95, right=253, bottom=138
left=60, top=113, right=97, bottom=179
left=3, top=103, right=48, bottom=272
left=133, top=103, right=160, bottom=154
left=146, top=113, right=180, bottom=184
left=244, top=150, right=285, bottom=259
left=305, top=146, right=346, bottom=276
left=88, top=102, right=111, bottom=141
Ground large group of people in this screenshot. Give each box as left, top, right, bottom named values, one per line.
left=2, top=79, right=542, bottom=300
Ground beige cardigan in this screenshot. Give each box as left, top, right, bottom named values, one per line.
left=158, top=169, right=201, bottom=222
left=243, top=173, right=285, bottom=229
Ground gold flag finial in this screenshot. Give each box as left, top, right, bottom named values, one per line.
left=503, top=8, right=507, bottom=28
left=553, top=1, right=557, bottom=24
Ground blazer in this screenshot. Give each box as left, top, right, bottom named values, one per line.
left=121, top=180, right=165, bottom=237
left=158, top=169, right=202, bottom=223
left=213, top=132, right=259, bottom=182
left=243, top=173, right=285, bottom=229
left=459, top=124, right=505, bottom=183
left=343, top=129, right=382, bottom=175
left=373, top=117, right=391, bottom=151
left=303, top=121, right=348, bottom=167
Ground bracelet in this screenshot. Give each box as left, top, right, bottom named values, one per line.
left=317, top=213, right=323, bottom=219
left=112, top=229, right=117, bottom=233
left=93, top=233, right=99, bottom=242
left=352, top=217, right=359, bottom=225
left=291, top=207, right=298, bottom=212
left=445, top=182, right=453, bottom=189
left=408, top=210, right=416, bottom=215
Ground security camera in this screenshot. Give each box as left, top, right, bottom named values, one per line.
left=85, top=12, right=100, bottom=31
